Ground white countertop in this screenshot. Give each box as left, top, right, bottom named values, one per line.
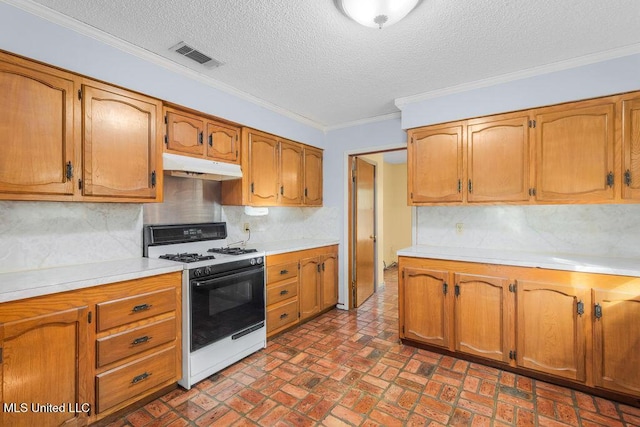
left=397, top=245, right=640, bottom=277
left=258, top=239, right=340, bottom=256
left=0, top=258, right=184, bottom=303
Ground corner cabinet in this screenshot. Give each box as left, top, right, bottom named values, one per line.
left=0, top=51, right=164, bottom=203
left=221, top=127, right=323, bottom=207
left=398, top=256, right=640, bottom=405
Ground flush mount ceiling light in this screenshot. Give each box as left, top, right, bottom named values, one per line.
left=335, top=0, right=422, bottom=29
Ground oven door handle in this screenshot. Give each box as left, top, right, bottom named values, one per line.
left=193, top=267, right=262, bottom=288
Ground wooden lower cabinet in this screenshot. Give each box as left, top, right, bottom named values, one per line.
left=0, top=271, right=182, bottom=425
left=266, top=245, right=338, bottom=337
left=399, top=256, right=640, bottom=403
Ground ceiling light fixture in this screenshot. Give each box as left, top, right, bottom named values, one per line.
left=335, top=0, right=422, bottom=29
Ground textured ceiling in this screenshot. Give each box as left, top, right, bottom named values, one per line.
left=26, top=0, right=640, bottom=128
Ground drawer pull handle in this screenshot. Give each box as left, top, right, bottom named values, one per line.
left=131, top=372, right=151, bottom=384
left=280, top=313, right=288, bottom=320
left=131, top=335, right=151, bottom=346
left=280, top=269, right=289, bottom=275
left=132, top=304, right=152, bottom=313
left=280, top=290, right=289, bottom=296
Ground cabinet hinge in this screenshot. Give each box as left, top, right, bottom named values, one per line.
left=625, top=170, right=632, bottom=187
left=528, top=188, right=537, bottom=197
left=151, top=171, right=157, bottom=188
left=317, top=263, right=321, bottom=273
left=454, top=284, right=460, bottom=297
left=298, top=262, right=301, bottom=270
left=509, top=350, right=517, bottom=360
left=305, top=188, right=308, bottom=197
left=250, top=182, right=255, bottom=193
left=322, top=262, right=325, bottom=271
left=88, top=311, right=92, bottom=324
left=164, top=115, right=167, bottom=124
left=78, top=89, right=82, bottom=100
left=528, top=120, right=536, bottom=128
left=576, top=300, right=584, bottom=316
left=208, top=134, right=213, bottom=147
left=606, top=172, right=614, bottom=188
left=280, top=186, right=284, bottom=195
left=509, top=283, right=517, bottom=293
left=458, top=179, right=462, bottom=193
left=66, top=161, right=73, bottom=180
left=594, top=303, right=603, bottom=319
left=443, top=282, right=448, bottom=295
left=198, top=132, right=204, bottom=145
left=468, top=179, right=473, bottom=193
left=78, top=179, right=83, bottom=190
left=164, top=134, right=168, bottom=145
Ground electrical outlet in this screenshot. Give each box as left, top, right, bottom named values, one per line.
left=456, top=223, right=464, bottom=235
left=243, top=223, right=250, bottom=233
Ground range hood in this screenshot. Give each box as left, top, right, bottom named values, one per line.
left=162, top=153, right=242, bottom=181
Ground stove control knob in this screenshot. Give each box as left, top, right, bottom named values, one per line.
left=250, top=258, right=256, bottom=266
left=194, top=268, right=203, bottom=277
left=204, top=266, right=212, bottom=275
left=256, top=257, right=263, bottom=264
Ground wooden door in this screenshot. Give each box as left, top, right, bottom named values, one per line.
left=401, top=267, right=451, bottom=348
left=320, top=250, right=338, bottom=310
left=516, top=280, right=588, bottom=381
left=279, top=139, right=304, bottom=205
left=299, top=256, right=321, bottom=320
left=0, top=306, right=90, bottom=427
left=165, top=110, right=204, bottom=156
left=247, top=130, right=279, bottom=205
left=467, top=115, right=530, bottom=202
left=622, top=98, right=640, bottom=200
left=354, top=157, right=376, bottom=307
left=0, top=55, right=76, bottom=197
left=535, top=102, right=615, bottom=201
left=82, top=83, right=160, bottom=200
left=592, top=289, right=640, bottom=395
left=304, top=146, right=323, bottom=206
left=454, top=273, right=511, bottom=363
left=205, top=121, right=239, bottom=164
left=408, top=124, right=463, bottom=203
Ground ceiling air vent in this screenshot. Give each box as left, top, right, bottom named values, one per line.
left=169, top=42, right=223, bottom=69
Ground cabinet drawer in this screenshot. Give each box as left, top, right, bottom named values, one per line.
left=96, top=346, right=176, bottom=413
left=267, top=261, right=298, bottom=283
left=96, top=317, right=176, bottom=367
left=267, top=279, right=298, bottom=306
left=97, top=288, right=176, bottom=332
left=267, top=299, right=298, bottom=333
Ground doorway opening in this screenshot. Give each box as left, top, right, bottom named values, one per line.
left=348, top=149, right=411, bottom=309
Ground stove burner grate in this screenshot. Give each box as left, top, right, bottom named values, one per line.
left=159, top=253, right=216, bottom=263
left=207, top=247, right=258, bottom=256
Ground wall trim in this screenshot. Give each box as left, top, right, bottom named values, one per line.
left=326, top=112, right=401, bottom=132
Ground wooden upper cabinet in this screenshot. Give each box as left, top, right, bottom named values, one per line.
left=304, top=146, right=323, bottom=206
left=247, top=129, right=280, bottom=205
left=453, top=273, right=511, bottom=363
left=535, top=101, right=615, bottom=202
left=592, top=289, right=640, bottom=396
left=408, top=124, right=463, bottom=203
left=206, top=121, right=239, bottom=164
left=279, top=139, right=304, bottom=205
left=401, top=267, right=451, bottom=348
left=516, top=280, right=587, bottom=382
left=165, top=109, right=204, bottom=156
left=0, top=54, right=76, bottom=198
left=622, top=97, right=640, bottom=200
left=82, top=82, right=161, bottom=200
left=467, top=115, right=530, bottom=202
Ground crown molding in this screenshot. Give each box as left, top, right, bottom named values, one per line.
left=395, top=43, right=640, bottom=108
left=4, top=0, right=326, bottom=131
left=326, top=111, right=401, bottom=132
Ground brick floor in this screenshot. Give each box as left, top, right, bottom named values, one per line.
left=106, top=267, right=638, bottom=426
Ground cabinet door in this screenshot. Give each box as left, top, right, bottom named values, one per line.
left=0, top=306, right=90, bottom=427
left=593, top=289, right=640, bottom=395
left=206, top=121, right=239, bottom=164
left=165, top=110, right=204, bottom=156
left=82, top=83, right=160, bottom=200
left=516, top=280, right=588, bottom=381
left=622, top=98, right=640, bottom=200
left=454, top=273, right=511, bottom=363
left=467, top=115, right=530, bottom=202
left=304, top=146, right=323, bottom=206
left=408, top=125, right=463, bottom=203
left=401, top=267, right=451, bottom=348
left=320, top=250, right=338, bottom=310
left=0, top=56, right=76, bottom=197
left=279, top=139, right=304, bottom=205
left=247, top=130, right=279, bottom=205
left=535, top=102, right=615, bottom=201
left=299, top=256, right=321, bottom=320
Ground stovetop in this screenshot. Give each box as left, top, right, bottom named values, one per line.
left=159, top=253, right=217, bottom=263
left=207, top=247, right=258, bottom=256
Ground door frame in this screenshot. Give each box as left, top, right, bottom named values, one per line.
left=343, top=144, right=414, bottom=310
